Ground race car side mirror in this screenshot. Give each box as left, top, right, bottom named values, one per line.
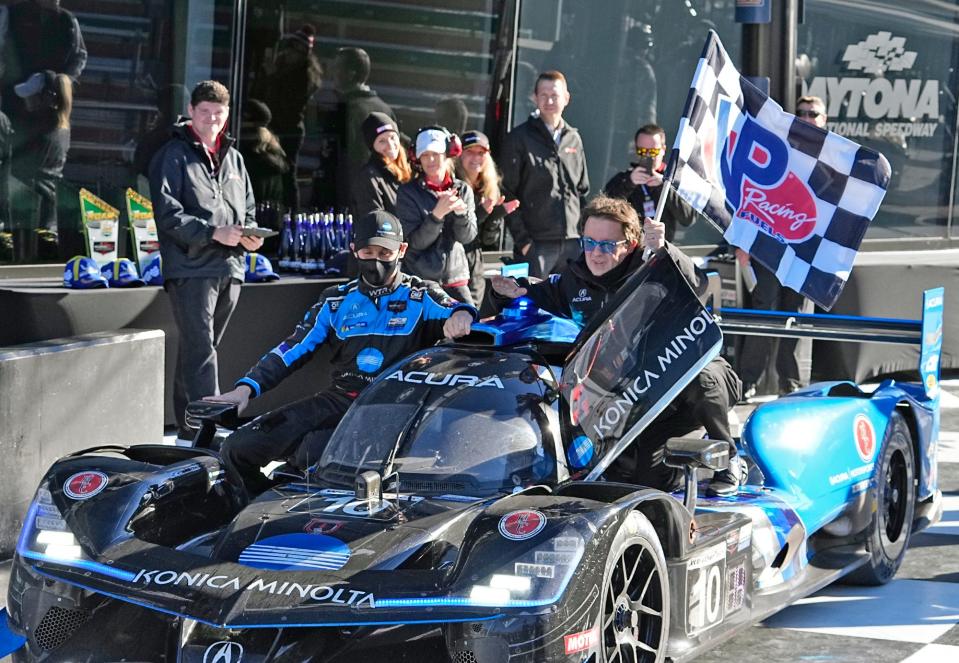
left=355, top=470, right=383, bottom=504
left=185, top=400, right=240, bottom=449
left=665, top=438, right=730, bottom=512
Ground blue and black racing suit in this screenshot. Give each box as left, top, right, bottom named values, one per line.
left=221, top=273, right=475, bottom=494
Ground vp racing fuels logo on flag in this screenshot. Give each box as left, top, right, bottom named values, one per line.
left=708, top=97, right=818, bottom=243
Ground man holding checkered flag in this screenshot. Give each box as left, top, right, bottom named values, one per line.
left=666, top=30, right=891, bottom=315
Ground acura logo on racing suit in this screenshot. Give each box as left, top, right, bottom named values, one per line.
left=203, top=641, right=243, bottom=663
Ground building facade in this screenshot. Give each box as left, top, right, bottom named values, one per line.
left=0, top=0, right=955, bottom=265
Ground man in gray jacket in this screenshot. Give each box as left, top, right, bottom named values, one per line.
left=501, top=70, right=589, bottom=278
left=149, top=80, right=261, bottom=442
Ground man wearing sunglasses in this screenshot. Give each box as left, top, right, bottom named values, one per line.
left=491, top=195, right=745, bottom=496
left=603, top=124, right=697, bottom=242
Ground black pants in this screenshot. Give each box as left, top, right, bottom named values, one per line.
left=465, top=246, right=486, bottom=307
left=608, top=356, right=742, bottom=491
left=738, top=263, right=811, bottom=393
left=278, top=127, right=305, bottom=213
left=526, top=238, right=581, bottom=279
left=10, top=126, right=69, bottom=234
left=220, top=390, right=353, bottom=495
left=165, top=276, right=241, bottom=433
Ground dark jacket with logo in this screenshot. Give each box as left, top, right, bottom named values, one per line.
left=237, top=274, right=476, bottom=396
left=352, top=156, right=401, bottom=218
left=516, top=243, right=703, bottom=328
left=603, top=169, right=697, bottom=243
left=395, top=176, right=477, bottom=286
left=501, top=115, right=589, bottom=247
left=148, top=120, right=257, bottom=281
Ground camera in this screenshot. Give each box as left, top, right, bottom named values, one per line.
left=635, top=155, right=656, bottom=173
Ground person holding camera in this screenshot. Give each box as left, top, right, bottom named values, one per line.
left=395, top=125, right=477, bottom=305
left=603, top=124, right=696, bottom=243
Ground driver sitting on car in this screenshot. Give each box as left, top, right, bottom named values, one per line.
left=490, top=195, right=744, bottom=496
left=207, top=210, right=477, bottom=496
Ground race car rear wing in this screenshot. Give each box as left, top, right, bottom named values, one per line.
left=715, top=287, right=944, bottom=399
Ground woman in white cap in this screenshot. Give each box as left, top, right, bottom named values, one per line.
left=395, top=125, right=477, bottom=305
left=352, top=111, right=411, bottom=218
left=455, top=129, right=520, bottom=308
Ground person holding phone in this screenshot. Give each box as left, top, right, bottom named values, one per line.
left=149, top=80, right=261, bottom=443
left=602, top=124, right=696, bottom=243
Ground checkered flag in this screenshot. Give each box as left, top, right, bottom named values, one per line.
left=667, top=30, right=891, bottom=310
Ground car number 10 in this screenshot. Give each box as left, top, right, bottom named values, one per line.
left=686, top=543, right=726, bottom=636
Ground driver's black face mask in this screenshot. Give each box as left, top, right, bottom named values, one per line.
left=356, top=255, right=399, bottom=287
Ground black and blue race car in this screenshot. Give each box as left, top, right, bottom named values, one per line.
left=0, top=251, right=944, bottom=662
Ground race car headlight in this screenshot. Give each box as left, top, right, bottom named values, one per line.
left=466, top=532, right=585, bottom=607
left=16, top=483, right=138, bottom=583
left=17, top=487, right=86, bottom=562
left=376, top=529, right=585, bottom=609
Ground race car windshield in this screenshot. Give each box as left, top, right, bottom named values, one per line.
left=317, top=350, right=558, bottom=495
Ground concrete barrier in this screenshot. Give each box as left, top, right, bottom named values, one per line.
left=0, top=329, right=164, bottom=557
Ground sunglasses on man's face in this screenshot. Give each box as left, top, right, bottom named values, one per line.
left=797, top=109, right=823, bottom=119
left=635, top=146, right=664, bottom=157
left=580, top=236, right=629, bottom=255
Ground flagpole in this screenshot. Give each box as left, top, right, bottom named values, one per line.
left=644, top=151, right=678, bottom=258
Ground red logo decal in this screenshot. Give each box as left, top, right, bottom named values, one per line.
left=304, top=518, right=343, bottom=535
left=564, top=628, right=599, bottom=654
left=498, top=510, right=546, bottom=541
left=737, top=172, right=818, bottom=242
left=63, top=471, right=108, bottom=500
left=854, top=415, right=876, bottom=462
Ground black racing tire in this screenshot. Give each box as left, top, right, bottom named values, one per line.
left=846, top=412, right=916, bottom=586
left=599, top=511, right=670, bottom=663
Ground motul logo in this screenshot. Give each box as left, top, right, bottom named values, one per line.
left=564, top=627, right=599, bottom=654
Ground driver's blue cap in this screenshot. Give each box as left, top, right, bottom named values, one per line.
left=140, top=253, right=163, bottom=285
left=101, top=258, right=146, bottom=287
left=64, top=256, right=109, bottom=289
left=245, top=253, right=280, bottom=282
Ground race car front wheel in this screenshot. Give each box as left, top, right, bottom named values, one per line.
left=600, top=511, right=669, bottom=663
left=847, top=412, right=916, bottom=585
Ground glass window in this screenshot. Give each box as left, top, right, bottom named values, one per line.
left=319, top=351, right=556, bottom=495
left=512, top=0, right=742, bottom=247
left=0, top=0, right=235, bottom=265
left=798, top=0, right=959, bottom=241
left=238, top=0, right=502, bottom=216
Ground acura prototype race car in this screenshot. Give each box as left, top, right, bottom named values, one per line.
left=1, top=250, right=945, bottom=662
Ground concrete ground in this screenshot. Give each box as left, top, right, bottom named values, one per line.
left=3, top=382, right=958, bottom=662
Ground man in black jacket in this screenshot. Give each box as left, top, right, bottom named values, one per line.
left=332, top=47, right=395, bottom=210
left=491, top=195, right=743, bottom=495
left=210, top=211, right=475, bottom=495
left=149, top=80, right=262, bottom=442
left=603, top=124, right=696, bottom=243
left=501, top=70, right=589, bottom=278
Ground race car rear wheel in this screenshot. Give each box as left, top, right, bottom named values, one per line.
left=847, top=412, right=916, bottom=585
left=600, top=511, right=669, bottom=663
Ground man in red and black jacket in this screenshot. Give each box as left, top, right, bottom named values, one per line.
left=149, top=81, right=262, bottom=442
left=603, top=124, right=697, bottom=243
